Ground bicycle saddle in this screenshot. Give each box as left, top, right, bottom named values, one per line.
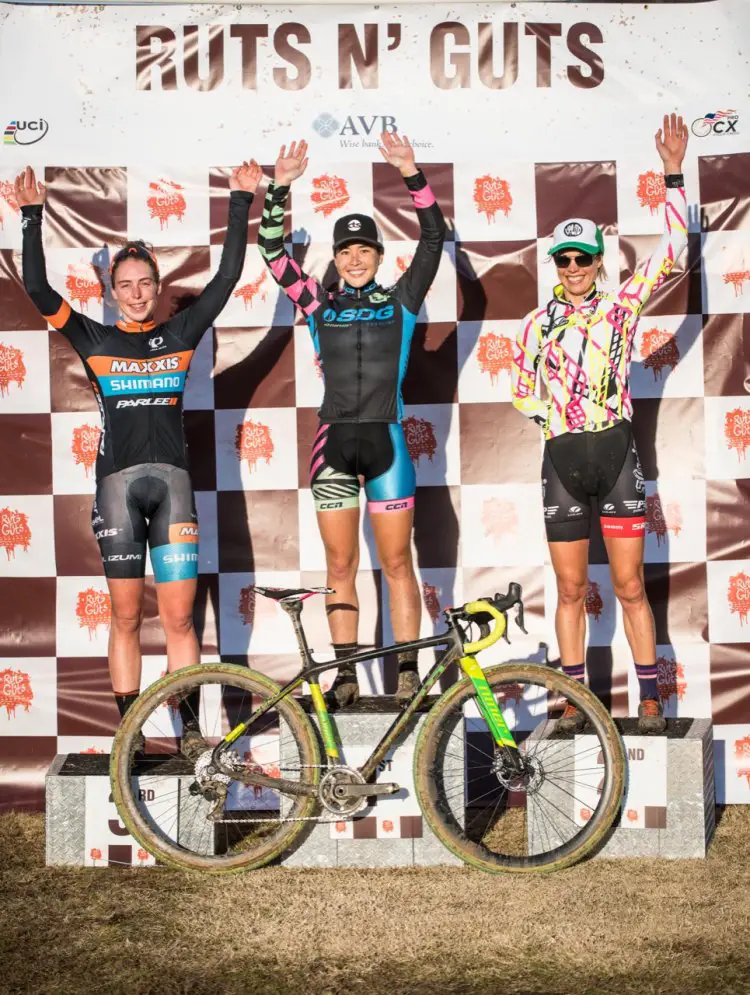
left=251, top=585, right=333, bottom=604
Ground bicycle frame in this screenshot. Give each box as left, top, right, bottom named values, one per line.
left=214, top=598, right=523, bottom=796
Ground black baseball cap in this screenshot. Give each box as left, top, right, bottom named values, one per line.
left=332, top=214, right=384, bottom=254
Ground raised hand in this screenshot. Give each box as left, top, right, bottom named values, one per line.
left=275, top=140, right=308, bottom=187
left=655, top=113, right=688, bottom=173
left=14, top=166, right=46, bottom=208
left=230, top=159, right=263, bottom=194
left=379, top=131, right=417, bottom=177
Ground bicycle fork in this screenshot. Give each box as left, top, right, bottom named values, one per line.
left=459, top=654, right=524, bottom=773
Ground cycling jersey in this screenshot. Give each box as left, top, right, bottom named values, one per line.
left=310, top=421, right=415, bottom=513
left=93, top=463, right=199, bottom=580
left=257, top=170, right=445, bottom=423
left=512, top=177, right=687, bottom=440
left=21, top=190, right=253, bottom=478
left=542, top=421, right=646, bottom=542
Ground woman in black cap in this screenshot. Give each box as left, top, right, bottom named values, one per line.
left=258, top=134, right=446, bottom=707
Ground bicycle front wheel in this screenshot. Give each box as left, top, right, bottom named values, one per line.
left=414, top=663, right=625, bottom=872
left=110, top=664, right=321, bottom=872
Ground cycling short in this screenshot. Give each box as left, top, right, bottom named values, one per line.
left=92, top=463, right=199, bottom=581
left=310, top=422, right=416, bottom=514
left=541, top=421, right=646, bottom=542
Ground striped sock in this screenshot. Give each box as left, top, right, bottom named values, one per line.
left=562, top=662, right=585, bottom=683
left=634, top=662, right=658, bottom=701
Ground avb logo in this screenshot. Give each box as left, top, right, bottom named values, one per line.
left=4, top=118, right=49, bottom=146
left=313, top=112, right=397, bottom=139
left=691, top=110, right=739, bottom=137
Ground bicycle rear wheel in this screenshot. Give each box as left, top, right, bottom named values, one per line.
left=110, top=664, right=321, bottom=872
left=413, top=663, right=625, bottom=872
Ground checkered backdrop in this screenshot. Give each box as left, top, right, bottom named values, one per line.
left=1, top=0, right=749, bottom=810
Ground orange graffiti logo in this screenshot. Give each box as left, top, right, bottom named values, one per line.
left=497, top=683, right=524, bottom=705
left=403, top=415, right=437, bottom=465
left=382, top=819, right=395, bottom=833
left=473, top=175, right=513, bottom=222
left=626, top=808, right=639, bottom=823
left=722, top=269, right=750, bottom=297
left=724, top=408, right=750, bottom=460
left=482, top=498, right=519, bottom=542
left=646, top=494, right=683, bottom=546
left=0, top=668, right=33, bottom=718
left=395, top=254, right=413, bottom=276
left=234, top=270, right=268, bottom=309
left=422, top=582, right=441, bottom=623
left=580, top=807, right=592, bottom=822
left=90, top=847, right=102, bottom=863
left=243, top=750, right=281, bottom=798
left=75, top=587, right=112, bottom=638
left=728, top=571, right=750, bottom=625
left=137, top=848, right=150, bottom=865
left=0, top=343, right=27, bottom=397
left=239, top=586, right=256, bottom=627
left=0, top=180, right=19, bottom=229
left=147, top=178, right=187, bottom=229
left=235, top=421, right=274, bottom=472
left=476, top=332, right=513, bottom=385
left=335, top=821, right=347, bottom=833
left=738, top=768, right=750, bottom=787
left=640, top=328, right=680, bottom=381
left=71, top=424, right=102, bottom=477
left=81, top=747, right=105, bottom=754
left=656, top=656, right=687, bottom=703
left=311, top=174, right=350, bottom=217
left=636, top=170, right=666, bottom=215
left=585, top=581, right=603, bottom=622
left=733, top=736, right=750, bottom=759
left=0, top=507, right=32, bottom=559
left=65, top=262, right=104, bottom=311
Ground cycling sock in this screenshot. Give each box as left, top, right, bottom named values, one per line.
left=332, top=643, right=359, bottom=678
left=561, top=663, right=585, bottom=683
left=634, top=663, right=658, bottom=701
left=114, top=690, right=139, bottom=719
left=179, top=688, right=201, bottom=728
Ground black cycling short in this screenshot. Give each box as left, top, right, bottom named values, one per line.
left=309, top=422, right=416, bottom=513
left=92, top=463, right=199, bottom=580
left=541, top=420, right=646, bottom=542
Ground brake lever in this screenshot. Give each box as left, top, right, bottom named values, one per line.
left=515, top=602, right=528, bottom=634
left=502, top=612, right=511, bottom=643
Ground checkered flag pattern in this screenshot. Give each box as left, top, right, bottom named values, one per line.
left=1, top=151, right=750, bottom=810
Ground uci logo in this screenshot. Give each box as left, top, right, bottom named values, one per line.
left=691, top=111, right=739, bottom=137
left=3, top=119, right=49, bottom=146
left=322, top=305, right=395, bottom=324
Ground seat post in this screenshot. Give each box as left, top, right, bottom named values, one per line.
left=281, top=600, right=314, bottom=664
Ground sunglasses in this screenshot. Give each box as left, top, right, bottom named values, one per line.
left=553, top=251, right=595, bottom=269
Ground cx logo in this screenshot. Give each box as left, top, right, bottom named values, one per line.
left=691, top=111, right=739, bottom=137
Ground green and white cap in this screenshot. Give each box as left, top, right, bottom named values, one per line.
left=549, top=218, right=604, bottom=256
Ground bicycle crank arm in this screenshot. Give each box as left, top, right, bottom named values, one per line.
left=334, top=782, right=401, bottom=798
left=230, top=769, right=317, bottom=798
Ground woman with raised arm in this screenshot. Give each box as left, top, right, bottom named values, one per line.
left=512, top=114, right=689, bottom=734
left=16, top=160, right=262, bottom=754
left=258, top=134, right=446, bottom=708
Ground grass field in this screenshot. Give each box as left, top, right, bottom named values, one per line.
left=2, top=808, right=750, bottom=995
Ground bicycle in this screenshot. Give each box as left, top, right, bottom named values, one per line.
left=110, top=583, right=625, bottom=873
